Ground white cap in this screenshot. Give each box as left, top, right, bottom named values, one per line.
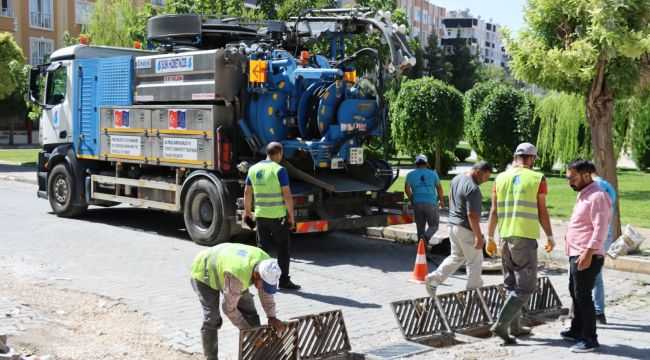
left=514, top=143, right=537, bottom=156
left=415, top=154, right=428, bottom=163
left=257, top=259, right=281, bottom=294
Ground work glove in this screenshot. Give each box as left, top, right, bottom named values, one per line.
left=485, top=236, right=498, bottom=258
left=544, top=235, right=555, bottom=253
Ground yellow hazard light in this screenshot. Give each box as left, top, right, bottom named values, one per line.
left=344, top=70, right=356, bottom=83
left=249, top=60, right=267, bottom=83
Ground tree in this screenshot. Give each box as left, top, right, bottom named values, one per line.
left=405, top=39, right=424, bottom=79
left=534, top=92, right=592, bottom=171
left=83, top=0, right=139, bottom=47
left=505, top=0, right=650, bottom=238
left=465, top=83, right=538, bottom=171
left=423, top=33, right=451, bottom=82
left=446, top=31, right=480, bottom=92
left=0, top=32, right=25, bottom=101
left=391, top=77, right=464, bottom=173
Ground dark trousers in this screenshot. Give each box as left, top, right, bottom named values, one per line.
left=501, top=237, right=538, bottom=303
left=569, top=255, right=604, bottom=340
left=256, top=216, right=291, bottom=283
left=190, top=278, right=259, bottom=330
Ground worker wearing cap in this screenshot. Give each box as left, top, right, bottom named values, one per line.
left=405, top=154, right=444, bottom=245
left=190, top=243, right=285, bottom=360
left=486, top=142, right=555, bottom=344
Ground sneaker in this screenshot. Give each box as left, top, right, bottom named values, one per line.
left=279, top=280, right=301, bottom=290
left=596, top=313, right=607, bottom=325
left=560, top=330, right=581, bottom=343
left=570, top=337, right=599, bottom=353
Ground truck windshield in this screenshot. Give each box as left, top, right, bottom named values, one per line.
left=45, top=64, right=67, bottom=106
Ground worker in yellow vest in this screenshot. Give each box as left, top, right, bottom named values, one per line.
left=244, top=142, right=301, bottom=290
left=486, top=142, right=555, bottom=344
left=190, top=243, right=285, bottom=360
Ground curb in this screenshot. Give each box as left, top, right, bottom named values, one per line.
left=0, top=174, right=38, bottom=185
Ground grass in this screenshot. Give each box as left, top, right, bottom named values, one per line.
left=389, top=168, right=650, bottom=229
left=0, top=149, right=40, bottom=165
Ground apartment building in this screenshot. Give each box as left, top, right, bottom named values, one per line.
left=398, top=0, right=445, bottom=48
left=0, top=0, right=164, bottom=66
left=441, top=9, right=506, bottom=68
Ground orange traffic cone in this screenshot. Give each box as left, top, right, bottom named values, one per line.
left=408, top=239, right=429, bottom=284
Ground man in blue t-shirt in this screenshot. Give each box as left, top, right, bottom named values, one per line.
left=588, top=162, right=616, bottom=324
left=405, top=155, right=444, bottom=244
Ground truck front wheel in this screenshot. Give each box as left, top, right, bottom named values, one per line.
left=48, top=164, right=87, bottom=218
left=184, top=179, right=230, bottom=246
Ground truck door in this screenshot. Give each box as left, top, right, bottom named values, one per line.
left=40, top=61, right=74, bottom=146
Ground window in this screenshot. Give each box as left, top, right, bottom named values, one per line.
left=30, top=37, right=53, bottom=66
left=46, top=64, right=67, bottom=106
left=1, top=0, right=14, bottom=17
left=75, top=0, right=94, bottom=24
left=151, top=0, right=164, bottom=6
left=30, top=0, right=53, bottom=29
left=414, top=7, right=420, bottom=23
left=423, top=11, right=429, bottom=25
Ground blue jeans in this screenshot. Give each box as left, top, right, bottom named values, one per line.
left=593, top=236, right=612, bottom=314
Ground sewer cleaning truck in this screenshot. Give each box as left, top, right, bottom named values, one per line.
left=29, top=7, right=415, bottom=245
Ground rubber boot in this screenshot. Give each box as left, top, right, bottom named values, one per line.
left=490, top=294, right=525, bottom=344
left=509, top=309, right=532, bottom=337
left=201, top=330, right=219, bottom=360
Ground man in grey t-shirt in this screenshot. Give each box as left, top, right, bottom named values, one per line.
left=425, top=161, right=493, bottom=296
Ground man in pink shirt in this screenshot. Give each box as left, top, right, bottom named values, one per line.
left=561, top=159, right=612, bottom=353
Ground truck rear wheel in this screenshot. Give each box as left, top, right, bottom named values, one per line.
left=184, top=179, right=230, bottom=246
left=48, top=163, right=87, bottom=218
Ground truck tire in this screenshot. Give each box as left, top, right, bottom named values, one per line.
left=48, top=163, right=87, bottom=218
left=184, top=179, right=230, bottom=246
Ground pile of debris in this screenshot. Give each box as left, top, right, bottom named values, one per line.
left=0, top=335, right=49, bottom=360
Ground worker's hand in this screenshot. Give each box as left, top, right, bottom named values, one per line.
left=287, top=216, right=295, bottom=230
left=268, top=317, right=285, bottom=334
left=485, top=236, right=498, bottom=258
left=474, top=234, right=484, bottom=250
left=244, top=211, right=254, bottom=220
left=544, top=235, right=555, bottom=253
left=438, top=200, right=445, bottom=209
left=577, top=252, right=593, bottom=271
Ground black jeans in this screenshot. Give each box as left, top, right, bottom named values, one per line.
left=569, top=255, right=604, bottom=340
left=256, top=216, right=291, bottom=283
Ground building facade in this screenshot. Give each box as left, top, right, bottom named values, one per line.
left=398, top=0, right=445, bottom=48
left=442, top=9, right=507, bottom=69
left=0, top=0, right=164, bottom=66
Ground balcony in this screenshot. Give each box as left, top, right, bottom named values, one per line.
left=30, top=11, right=53, bottom=30
left=0, top=8, right=15, bottom=31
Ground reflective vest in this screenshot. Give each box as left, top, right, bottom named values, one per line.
left=248, top=161, right=287, bottom=219
left=190, top=243, right=270, bottom=292
left=495, top=166, right=544, bottom=239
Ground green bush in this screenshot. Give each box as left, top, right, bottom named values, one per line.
left=426, top=150, right=456, bottom=176
left=632, top=108, right=650, bottom=171
left=454, top=146, right=472, bottom=162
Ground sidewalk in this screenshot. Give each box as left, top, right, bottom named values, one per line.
left=367, top=209, right=650, bottom=275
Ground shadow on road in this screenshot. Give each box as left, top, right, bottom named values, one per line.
left=282, top=290, right=381, bottom=309
left=0, top=164, right=35, bottom=173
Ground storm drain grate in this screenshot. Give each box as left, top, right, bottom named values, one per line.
left=391, top=276, right=563, bottom=340
left=390, top=296, right=449, bottom=339
left=436, top=290, right=491, bottom=331
left=239, top=322, right=299, bottom=360
left=359, top=341, right=433, bottom=360
left=293, top=310, right=351, bottom=359
left=526, top=276, right=563, bottom=315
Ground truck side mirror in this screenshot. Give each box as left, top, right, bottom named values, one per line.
left=28, top=67, right=44, bottom=106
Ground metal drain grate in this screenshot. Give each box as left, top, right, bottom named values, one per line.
left=436, top=290, right=491, bottom=331
left=526, top=276, right=563, bottom=315
left=390, top=296, right=449, bottom=339
left=293, top=310, right=351, bottom=359
left=391, top=276, right=563, bottom=341
left=239, top=322, right=299, bottom=360
left=359, top=341, right=433, bottom=360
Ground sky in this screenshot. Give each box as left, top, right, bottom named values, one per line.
left=433, top=0, right=528, bottom=35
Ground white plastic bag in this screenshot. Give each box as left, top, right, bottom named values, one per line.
left=607, top=224, right=646, bottom=259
